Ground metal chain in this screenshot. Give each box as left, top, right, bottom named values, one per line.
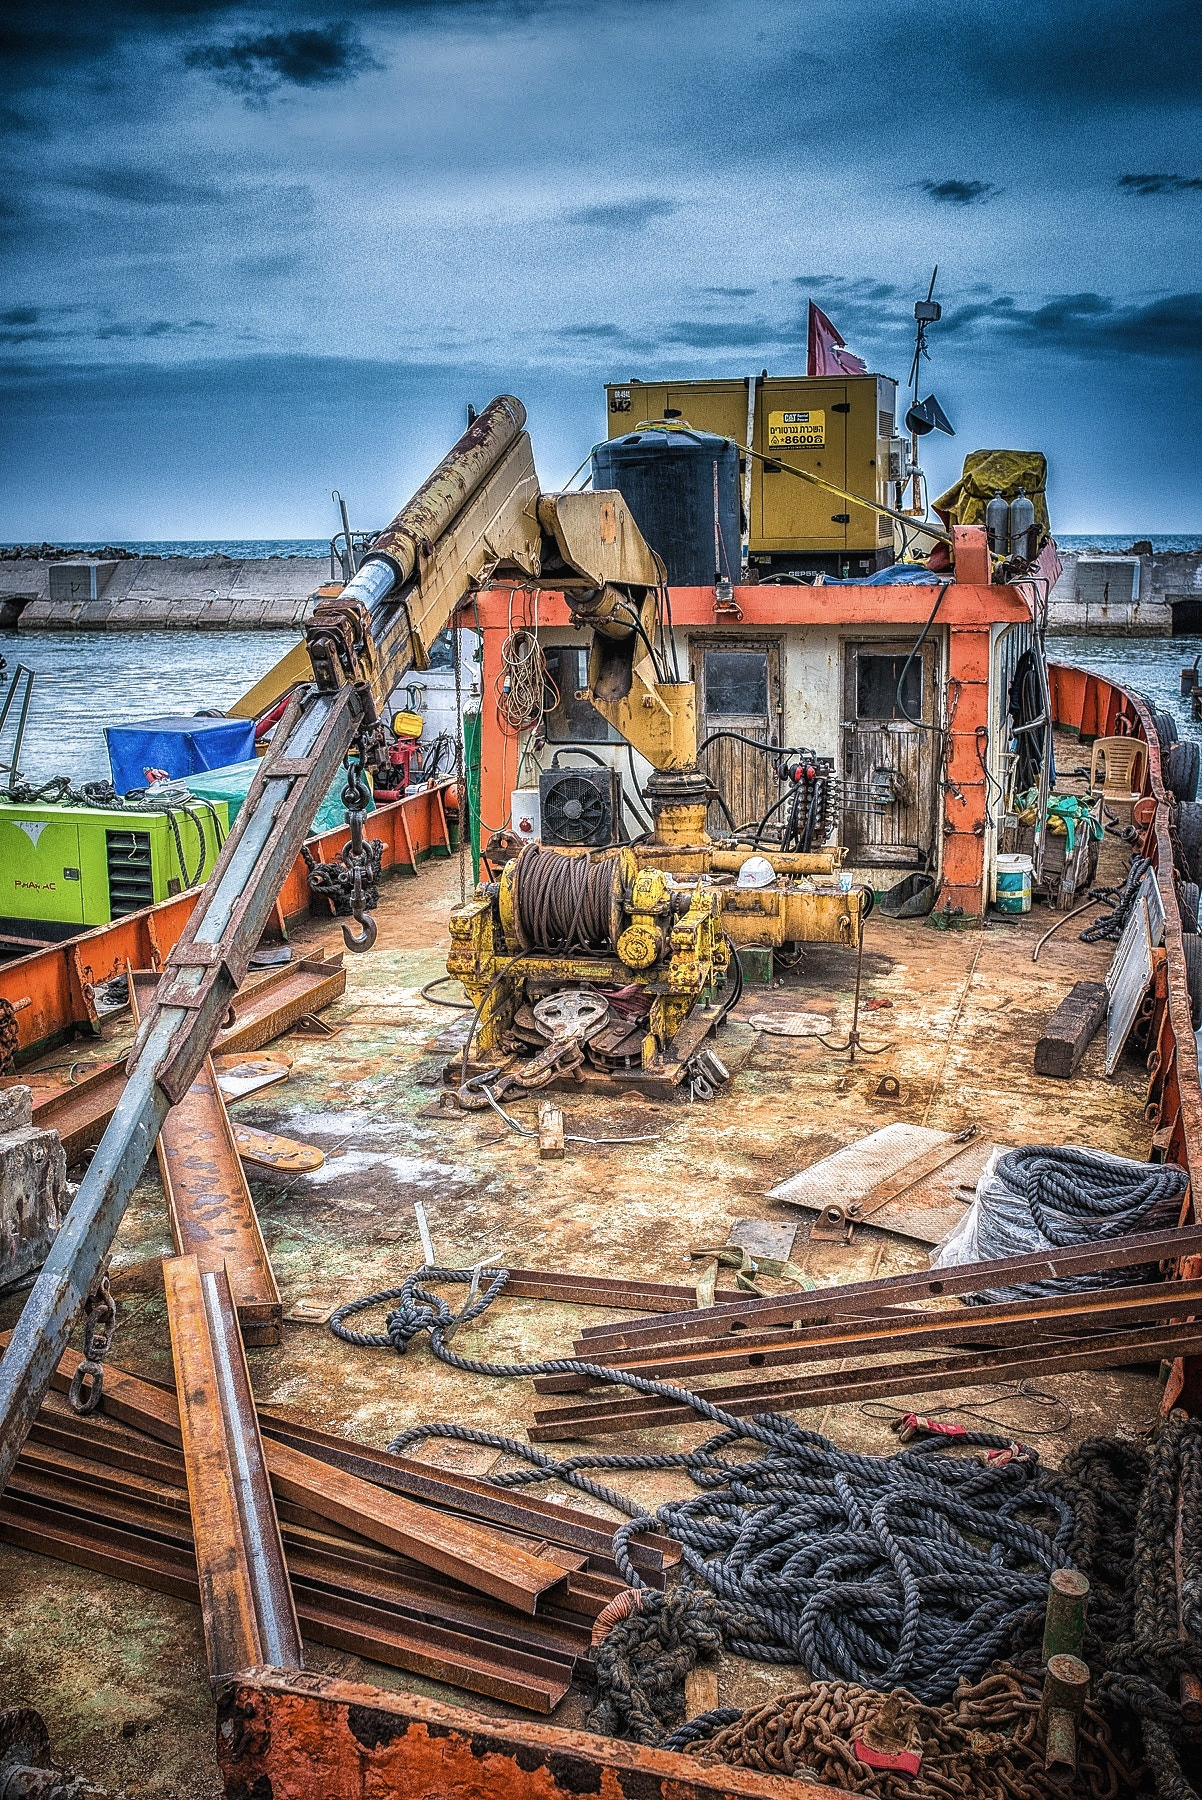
left=667, top=1664, right=1136, bottom=1800
left=67, top=1269, right=117, bottom=1415
left=338, top=750, right=378, bottom=951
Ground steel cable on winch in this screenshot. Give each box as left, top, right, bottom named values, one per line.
left=330, top=1265, right=1075, bottom=1704
left=512, top=843, right=616, bottom=953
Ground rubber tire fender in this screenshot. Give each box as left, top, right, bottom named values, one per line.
left=1177, top=801, right=1202, bottom=886
left=1178, top=880, right=1201, bottom=935
left=1182, top=931, right=1202, bottom=1030
left=1166, top=739, right=1200, bottom=804
left=1153, top=706, right=1179, bottom=751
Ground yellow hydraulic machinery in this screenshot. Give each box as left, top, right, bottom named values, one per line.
left=448, top=846, right=728, bottom=1075
left=227, top=391, right=868, bottom=1089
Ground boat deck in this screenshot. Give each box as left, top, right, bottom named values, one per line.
left=0, top=789, right=1160, bottom=1796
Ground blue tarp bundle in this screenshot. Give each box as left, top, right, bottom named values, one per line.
left=821, top=565, right=944, bottom=586
left=105, top=715, right=256, bottom=795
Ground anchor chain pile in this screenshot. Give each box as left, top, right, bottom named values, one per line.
left=668, top=1666, right=1136, bottom=1800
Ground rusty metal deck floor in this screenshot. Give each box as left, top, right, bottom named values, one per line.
left=0, top=815, right=1162, bottom=1794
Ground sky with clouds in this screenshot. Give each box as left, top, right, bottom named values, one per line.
left=1, top=0, right=1200, bottom=539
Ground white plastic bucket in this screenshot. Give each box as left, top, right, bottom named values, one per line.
left=994, top=852, right=1033, bottom=913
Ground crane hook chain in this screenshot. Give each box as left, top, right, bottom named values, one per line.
left=340, top=750, right=378, bottom=952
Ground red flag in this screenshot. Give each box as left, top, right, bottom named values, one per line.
left=807, top=301, right=868, bottom=377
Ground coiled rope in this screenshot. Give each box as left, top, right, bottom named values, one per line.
left=1081, top=856, right=1152, bottom=943
left=330, top=1265, right=1073, bottom=1703
left=958, top=1145, right=1188, bottom=1303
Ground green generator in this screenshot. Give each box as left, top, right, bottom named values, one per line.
left=0, top=798, right=228, bottom=930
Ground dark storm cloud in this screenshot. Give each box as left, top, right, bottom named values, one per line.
left=1119, top=174, right=1202, bottom=196
left=915, top=0, right=1202, bottom=103
left=0, top=306, right=215, bottom=346
left=184, top=22, right=381, bottom=95
left=941, top=291, right=1202, bottom=357
left=562, top=198, right=678, bottom=229
left=65, top=167, right=226, bottom=206
left=919, top=179, right=999, bottom=206
left=791, top=277, right=898, bottom=300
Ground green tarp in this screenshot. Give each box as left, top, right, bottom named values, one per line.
left=934, top=450, right=1051, bottom=549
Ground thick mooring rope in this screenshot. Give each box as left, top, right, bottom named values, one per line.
left=331, top=1266, right=1073, bottom=1704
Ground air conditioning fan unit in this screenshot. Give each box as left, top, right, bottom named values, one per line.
left=538, top=767, right=623, bottom=848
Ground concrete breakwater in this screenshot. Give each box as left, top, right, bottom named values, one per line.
left=0, top=554, right=326, bottom=630
left=1048, top=548, right=1202, bottom=636
left=4, top=545, right=1201, bottom=636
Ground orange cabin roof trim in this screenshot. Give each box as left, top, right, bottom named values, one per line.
left=469, top=529, right=1033, bottom=630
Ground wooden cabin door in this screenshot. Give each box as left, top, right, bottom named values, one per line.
left=691, top=638, right=782, bottom=836
left=840, top=640, right=939, bottom=865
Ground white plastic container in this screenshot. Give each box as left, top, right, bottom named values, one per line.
left=994, top=852, right=1033, bottom=913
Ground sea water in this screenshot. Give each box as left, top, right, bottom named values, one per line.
left=0, top=629, right=297, bottom=784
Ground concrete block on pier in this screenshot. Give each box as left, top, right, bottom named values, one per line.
left=0, top=1085, right=68, bottom=1291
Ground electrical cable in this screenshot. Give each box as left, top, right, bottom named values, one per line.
left=420, top=976, right=473, bottom=1009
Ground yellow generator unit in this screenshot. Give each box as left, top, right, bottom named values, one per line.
left=604, top=373, right=903, bottom=577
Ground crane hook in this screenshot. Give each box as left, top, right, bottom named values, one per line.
left=342, top=910, right=377, bottom=952
left=339, top=751, right=378, bottom=955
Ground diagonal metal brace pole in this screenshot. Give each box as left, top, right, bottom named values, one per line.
left=0, top=685, right=360, bottom=1495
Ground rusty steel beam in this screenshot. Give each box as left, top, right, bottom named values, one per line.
left=153, top=1056, right=282, bottom=1345
left=12, top=1430, right=599, bottom=1665
left=495, top=1267, right=742, bottom=1310
left=3, top=1331, right=572, bottom=1615
left=218, top=1667, right=849, bottom=1800
left=13, top=955, right=346, bottom=1165
left=536, top=1276, right=1202, bottom=1392
left=529, top=1319, right=1202, bottom=1440
left=256, top=1408, right=677, bottom=1581
left=575, top=1220, right=1202, bottom=1355
left=163, top=1255, right=302, bottom=1683
left=0, top=1487, right=575, bottom=1713
left=258, top=1429, right=569, bottom=1615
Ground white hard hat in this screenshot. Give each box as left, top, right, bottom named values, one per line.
left=736, top=855, right=775, bottom=890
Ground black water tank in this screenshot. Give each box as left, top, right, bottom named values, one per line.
left=592, top=427, right=740, bottom=586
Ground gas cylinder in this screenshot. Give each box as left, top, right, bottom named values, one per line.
left=985, top=491, right=1009, bottom=556
left=1008, top=489, right=1036, bottom=562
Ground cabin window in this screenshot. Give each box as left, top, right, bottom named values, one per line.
left=856, top=653, right=922, bottom=722
left=704, top=650, right=769, bottom=718
left=541, top=646, right=617, bottom=743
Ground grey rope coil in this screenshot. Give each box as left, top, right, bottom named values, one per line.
left=330, top=1266, right=1075, bottom=1702
left=964, top=1145, right=1188, bottom=1303
left=997, top=1146, right=1187, bottom=1243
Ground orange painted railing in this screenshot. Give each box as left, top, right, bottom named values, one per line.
left=1049, top=661, right=1202, bottom=1409
left=1, top=781, right=455, bottom=1064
